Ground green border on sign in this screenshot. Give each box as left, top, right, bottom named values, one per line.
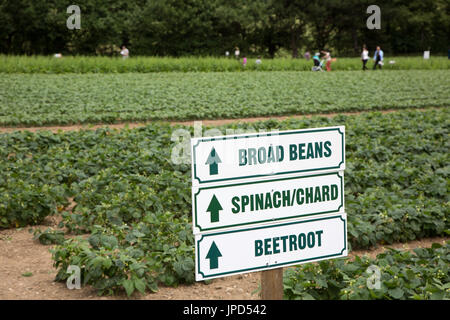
left=192, top=127, right=345, bottom=184
left=197, top=214, right=347, bottom=279
left=194, top=172, right=344, bottom=232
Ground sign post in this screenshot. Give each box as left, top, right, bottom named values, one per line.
left=191, top=126, right=347, bottom=299
left=261, top=268, right=284, bottom=300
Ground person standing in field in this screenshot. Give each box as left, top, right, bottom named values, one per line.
left=321, top=50, right=332, bottom=71
left=255, top=56, right=262, bottom=65
left=234, top=47, right=240, bottom=60
left=361, top=45, right=369, bottom=71
left=373, top=46, right=384, bottom=70
left=120, top=45, right=129, bottom=59
left=304, top=51, right=311, bottom=60
left=242, top=56, right=247, bottom=67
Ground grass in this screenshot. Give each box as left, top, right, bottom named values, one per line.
left=0, top=55, right=448, bottom=73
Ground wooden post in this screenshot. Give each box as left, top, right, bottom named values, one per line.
left=261, top=268, right=284, bottom=300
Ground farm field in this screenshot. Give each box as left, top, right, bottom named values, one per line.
left=2, top=0, right=449, bottom=304
left=0, top=55, right=449, bottom=300
left=1, top=55, right=449, bottom=74
left=0, top=70, right=449, bottom=126
left=1, top=108, right=448, bottom=299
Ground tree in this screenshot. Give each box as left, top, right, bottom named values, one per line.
left=269, top=0, right=309, bottom=58
left=0, top=0, right=448, bottom=55
left=130, top=0, right=218, bottom=56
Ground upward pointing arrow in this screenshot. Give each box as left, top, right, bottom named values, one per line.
left=206, top=241, right=222, bottom=269
left=207, top=195, right=223, bottom=223
left=205, top=147, right=222, bottom=175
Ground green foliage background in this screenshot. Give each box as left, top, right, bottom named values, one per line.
left=0, top=0, right=448, bottom=56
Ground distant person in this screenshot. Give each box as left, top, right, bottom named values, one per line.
left=255, top=56, right=262, bottom=65
left=312, top=52, right=323, bottom=71
left=120, top=45, right=129, bottom=59
left=312, top=52, right=320, bottom=67
left=242, top=56, right=247, bottom=67
left=321, top=50, right=332, bottom=71
left=373, top=46, right=383, bottom=70
left=235, top=47, right=240, bottom=60
left=361, top=45, right=369, bottom=71
left=304, top=51, right=311, bottom=60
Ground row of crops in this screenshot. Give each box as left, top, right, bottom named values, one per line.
left=284, top=243, right=449, bottom=300
left=1, top=70, right=449, bottom=126
left=1, top=108, right=448, bottom=298
left=1, top=56, right=448, bottom=74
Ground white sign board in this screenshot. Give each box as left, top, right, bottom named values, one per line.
left=192, top=171, right=344, bottom=233
left=191, top=126, right=345, bottom=185
left=195, top=214, right=347, bottom=281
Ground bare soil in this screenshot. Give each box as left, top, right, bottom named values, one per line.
left=0, top=216, right=447, bottom=300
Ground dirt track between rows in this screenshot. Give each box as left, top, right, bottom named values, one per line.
left=0, top=107, right=442, bottom=133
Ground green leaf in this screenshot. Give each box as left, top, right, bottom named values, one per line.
left=147, top=281, right=159, bottom=293
left=102, top=257, right=112, bottom=269
left=302, top=293, right=315, bottom=300
left=431, top=243, right=442, bottom=249
left=122, top=279, right=135, bottom=297
left=91, top=256, right=104, bottom=268
left=388, top=287, right=404, bottom=299
left=134, top=278, right=146, bottom=294
left=430, top=291, right=444, bottom=300
left=315, top=277, right=328, bottom=288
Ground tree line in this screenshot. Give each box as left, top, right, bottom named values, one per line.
left=0, top=0, right=448, bottom=57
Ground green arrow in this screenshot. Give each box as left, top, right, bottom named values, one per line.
left=206, top=241, right=222, bottom=269
left=206, top=195, right=223, bottom=223
left=205, top=147, right=221, bottom=175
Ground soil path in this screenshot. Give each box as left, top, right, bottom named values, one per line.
left=0, top=218, right=447, bottom=300
left=0, top=107, right=441, bottom=134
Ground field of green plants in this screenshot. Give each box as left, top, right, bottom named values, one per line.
left=284, top=242, right=449, bottom=300
left=1, top=108, right=448, bottom=298
left=1, top=54, right=448, bottom=299
left=1, top=56, right=449, bottom=74
left=1, top=70, right=449, bottom=126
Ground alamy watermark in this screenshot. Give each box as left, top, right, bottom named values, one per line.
left=66, top=265, right=81, bottom=289
left=64, top=5, right=379, bottom=33
left=366, top=5, right=381, bottom=30
left=366, top=265, right=381, bottom=290
left=170, top=121, right=281, bottom=166
left=67, top=5, right=81, bottom=30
